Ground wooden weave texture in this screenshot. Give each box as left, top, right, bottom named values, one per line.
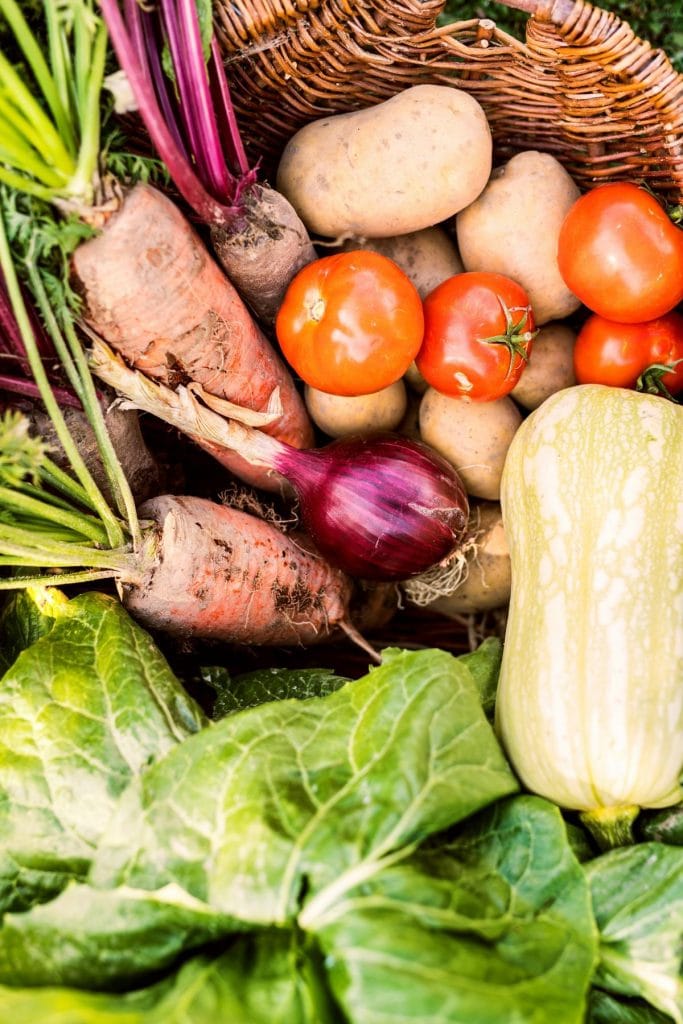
left=215, top=0, right=683, bottom=200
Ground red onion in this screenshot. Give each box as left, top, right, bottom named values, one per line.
left=273, top=433, right=469, bottom=581
left=90, top=343, right=469, bottom=581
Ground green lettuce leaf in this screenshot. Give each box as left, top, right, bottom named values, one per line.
left=0, top=587, right=66, bottom=675
left=203, top=665, right=347, bottom=719
left=0, top=931, right=340, bottom=1023
left=311, top=795, right=597, bottom=1024
left=0, top=592, right=207, bottom=914
left=638, top=805, right=683, bottom=846
left=134, top=931, right=341, bottom=1024
left=588, top=990, right=675, bottom=1023
left=586, top=843, right=683, bottom=1023
left=566, top=822, right=598, bottom=863
left=0, top=882, right=237, bottom=988
left=89, top=647, right=517, bottom=927
left=458, top=636, right=502, bottom=718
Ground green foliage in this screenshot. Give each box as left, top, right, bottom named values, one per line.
left=0, top=608, right=679, bottom=1023
left=0, top=883, right=240, bottom=989
left=0, top=0, right=107, bottom=202
left=458, top=635, right=501, bottom=717
left=0, top=586, right=66, bottom=675
left=588, top=990, right=676, bottom=1023
left=586, top=844, right=683, bottom=1021
left=315, top=796, right=597, bottom=1024
left=100, top=125, right=169, bottom=191
left=1, top=187, right=95, bottom=317
left=202, top=664, right=349, bottom=719
left=0, top=592, right=206, bottom=915
left=0, top=409, right=51, bottom=487
left=86, top=647, right=517, bottom=933
left=638, top=804, right=683, bottom=845
left=0, top=933, right=339, bottom=1024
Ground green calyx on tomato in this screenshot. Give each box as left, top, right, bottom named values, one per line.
left=275, top=250, right=424, bottom=397
left=483, top=301, right=536, bottom=377
left=416, top=271, right=536, bottom=402
left=666, top=203, right=683, bottom=224
left=637, top=359, right=683, bottom=401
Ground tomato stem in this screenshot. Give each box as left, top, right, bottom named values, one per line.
left=483, top=300, right=537, bottom=378
left=636, top=358, right=683, bottom=402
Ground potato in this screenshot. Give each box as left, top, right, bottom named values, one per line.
left=404, top=360, right=429, bottom=394
left=305, top=380, right=407, bottom=438
left=419, top=388, right=522, bottom=500
left=455, top=150, right=581, bottom=324
left=396, top=390, right=421, bottom=440
left=511, top=322, right=577, bottom=410
left=431, top=502, right=511, bottom=615
left=277, top=85, right=492, bottom=239
left=340, top=226, right=464, bottom=298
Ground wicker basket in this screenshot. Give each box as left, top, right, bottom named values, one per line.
left=208, top=0, right=683, bottom=669
left=215, top=0, right=683, bottom=201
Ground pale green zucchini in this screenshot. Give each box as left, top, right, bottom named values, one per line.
left=495, top=384, right=683, bottom=847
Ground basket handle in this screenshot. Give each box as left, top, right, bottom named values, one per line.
left=495, top=0, right=576, bottom=24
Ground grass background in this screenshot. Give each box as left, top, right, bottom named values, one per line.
left=440, top=0, right=683, bottom=72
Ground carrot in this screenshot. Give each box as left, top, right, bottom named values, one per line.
left=72, top=183, right=313, bottom=490
left=0, top=398, right=361, bottom=648
left=122, top=496, right=353, bottom=645
left=0, top=431, right=358, bottom=646
left=0, top=269, right=162, bottom=504
left=0, top=210, right=369, bottom=654
left=99, top=0, right=317, bottom=325
left=0, top=1, right=313, bottom=491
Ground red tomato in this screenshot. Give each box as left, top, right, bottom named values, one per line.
left=557, top=182, right=683, bottom=323
left=574, top=311, right=683, bottom=397
left=646, top=314, right=683, bottom=395
left=574, top=316, right=651, bottom=388
left=275, top=251, right=424, bottom=396
left=416, top=272, right=536, bottom=401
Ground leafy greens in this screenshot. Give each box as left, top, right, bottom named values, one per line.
left=202, top=664, right=348, bottom=719
left=586, top=844, right=683, bottom=1022
left=0, top=590, right=206, bottom=914
left=0, top=594, right=677, bottom=1023
left=313, top=796, right=598, bottom=1024
left=88, top=648, right=518, bottom=926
